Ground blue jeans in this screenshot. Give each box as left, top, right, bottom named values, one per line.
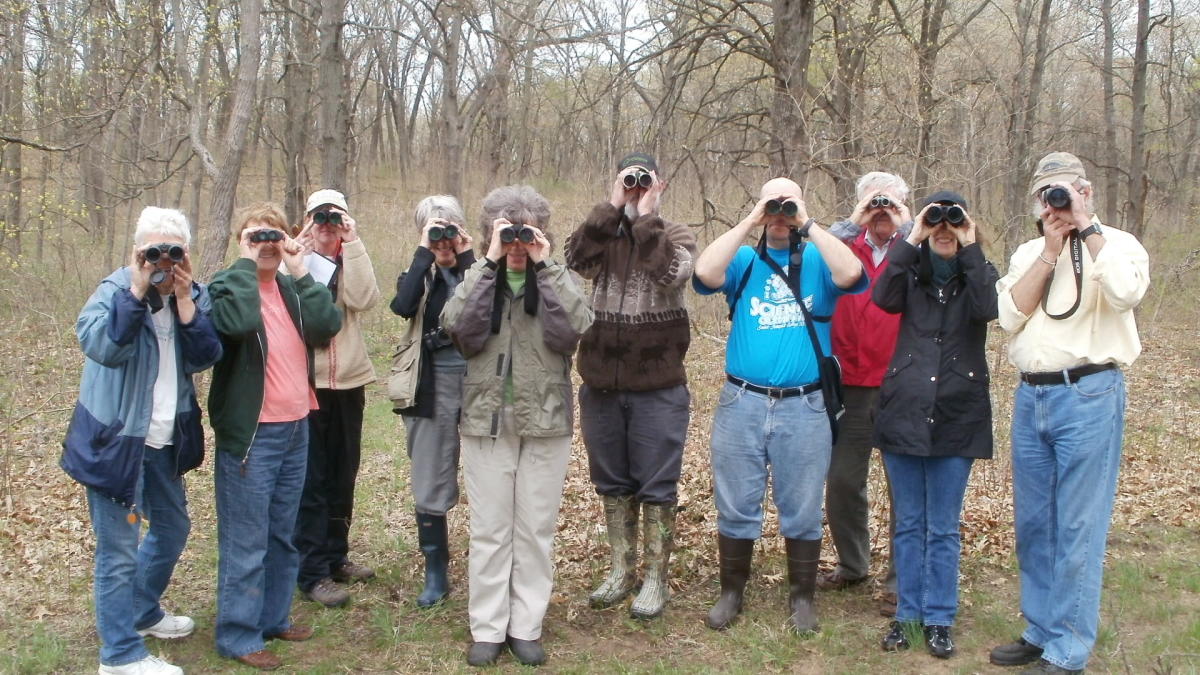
left=1011, top=368, right=1126, bottom=670
left=214, top=420, right=308, bottom=658
left=710, top=381, right=831, bottom=540
left=883, top=452, right=973, bottom=627
left=88, top=445, right=191, bottom=666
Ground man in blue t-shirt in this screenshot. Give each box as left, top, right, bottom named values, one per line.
left=694, top=177, right=867, bottom=634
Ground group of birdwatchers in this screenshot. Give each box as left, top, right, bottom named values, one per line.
left=62, top=150, right=1149, bottom=674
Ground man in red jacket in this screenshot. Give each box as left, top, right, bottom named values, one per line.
left=824, top=171, right=912, bottom=616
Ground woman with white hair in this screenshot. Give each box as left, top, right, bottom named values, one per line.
left=62, top=206, right=222, bottom=675
left=442, top=185, right=593, bottom=667
left=389, top=194, right=475, bottom=609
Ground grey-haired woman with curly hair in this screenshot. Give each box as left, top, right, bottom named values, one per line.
left=441, top=185, right=593, bottom=667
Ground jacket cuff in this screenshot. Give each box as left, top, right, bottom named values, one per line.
left=230, top=257, right=259, bottom=273
left=582, top=203, right=623, bottom=241
left=630, top=215, right=665, bottom=246
left=342, top=238, right=368, bottom=260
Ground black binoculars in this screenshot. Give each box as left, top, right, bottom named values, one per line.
left=765, top=199, right=799, bottom=217
left=429, top=224, right=459, bottom=241
left=1042, top=186, right=1072, bottom=209
left=500, top=224, right=536, bottom=244
left=925, top=204, right=966, bottom=227
left=249, top=229, right=285, bottom=243
left=623, top=170, right=653, bottom=190
left=870, top=195, right=893, bottom=209
left=312, top=210, right=343, bottom=226
left=143, top=243, right=185, bottom=265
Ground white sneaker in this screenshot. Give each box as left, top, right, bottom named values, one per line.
left=98, top=655, right=183, bottom=675
left=137, top=613, right=195, bottom=639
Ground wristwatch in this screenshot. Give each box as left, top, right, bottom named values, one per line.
left=1078, top=222, right=1102, bottom=240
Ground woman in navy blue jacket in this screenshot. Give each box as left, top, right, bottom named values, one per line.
left=870, top=192, right=998, bottom=660
left=62, top=207, right=221, bottom=675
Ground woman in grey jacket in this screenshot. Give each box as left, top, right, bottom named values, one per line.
left=441, top=185, right=593, bottom=668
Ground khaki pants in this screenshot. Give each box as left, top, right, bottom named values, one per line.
left=462, top=408, right=571, bottom=642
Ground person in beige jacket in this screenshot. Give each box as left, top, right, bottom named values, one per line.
left=442, top=185, right=593, bottom=668
left=293, top=189, right=381, bottom=608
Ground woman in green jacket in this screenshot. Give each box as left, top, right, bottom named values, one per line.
left=206, top=203, right=341, bottom=671
left=442, top=185, right=593, bottom=668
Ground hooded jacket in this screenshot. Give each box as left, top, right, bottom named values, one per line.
left=207, top=258, right=342, bottom=459
left=61, top=268, right=223, bottom=508
left=441, top=258, right=593, bottom=438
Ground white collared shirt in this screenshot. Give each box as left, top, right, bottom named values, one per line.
left=996, top=219, right=1150, bottom=372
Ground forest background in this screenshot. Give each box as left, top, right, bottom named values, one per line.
left=1, top=0, right=1198, bottom=671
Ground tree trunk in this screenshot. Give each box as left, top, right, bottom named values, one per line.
left=1100, top=0, right=1120, bottom=223
left=1, top=1, right=28, bottom=256
left=770, top=0, right=817, bottom=179
left=197, top=0, right=264, bottom=278
left=318, top=0, right=350, bottom=190
left=1125, top=0, right=1151, bottom=238
left=1002, top=0, right=1053, bottom=259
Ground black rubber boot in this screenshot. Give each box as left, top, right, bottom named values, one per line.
left=416, top=512, right=449, bottom=608
left=785, top=537, right=821, bottom=633
left=706, top=535, right=754, bottom=630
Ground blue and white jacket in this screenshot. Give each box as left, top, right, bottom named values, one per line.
left=61, top=267, right=222, bottom=508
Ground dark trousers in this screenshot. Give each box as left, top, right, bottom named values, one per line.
left=296, top=386, right=366, bottom=592
left=824, top=385, right=895, bottom=589
left=579, top=384, right=689, bottom=504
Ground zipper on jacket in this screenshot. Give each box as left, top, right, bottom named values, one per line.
left=242, top=332, right=267, bottom=476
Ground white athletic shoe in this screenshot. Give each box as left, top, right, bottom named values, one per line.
left=136, top=613, right=195, bottom=639
left=98, top=655, right=183, bottom=675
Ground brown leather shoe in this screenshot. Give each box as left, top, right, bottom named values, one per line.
left=816, top=570, right=868, bottom=591
left=266, top=624, right=314, bottom=642
left=332, top=560, right=376, bottom=582
left=235, top=649, right=282, bottom=670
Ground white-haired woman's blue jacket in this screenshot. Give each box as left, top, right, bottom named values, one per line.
left=61, top=267, right=222, bottom=509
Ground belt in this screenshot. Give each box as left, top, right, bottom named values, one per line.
left=727, top=374, right=820, bottom=399
left=1019, top=363, right=1117, bottom=386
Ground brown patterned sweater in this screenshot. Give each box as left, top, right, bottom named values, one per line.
left=564, top=203, right=696, bottom=391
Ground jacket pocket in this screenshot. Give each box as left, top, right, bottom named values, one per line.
left=387, top=339, right=422, bottom=408
left=935, top=359, right=990, bottom=423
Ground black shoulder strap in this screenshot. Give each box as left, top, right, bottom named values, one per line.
left=756, top=235, right=830, bottom=362
left=727, top=257, right=756, bottom=321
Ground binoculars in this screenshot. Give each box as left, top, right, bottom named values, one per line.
left=312, top=210, right=343, bottom=226
left=1042, top=186, right=1071, bottom=209
left=870, top=195, right=893, bottom=209
left=623, top=170, right=654, bottom=189
left=925, top=204, right=966, bottom=227
left=249, top=229, right=285, bottom=243
left=500, top=224, right=536, bottom=244
left=429, top=224, right=459, bottom=241
left=143, top=243, right=185, bottom=265
left=765, top=199, right=799, bottom=217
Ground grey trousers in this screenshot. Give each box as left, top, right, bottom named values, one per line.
left=579, top=384, right=690, bottom=504
left=824, top=385, right=896, bottom=590
left=401, top=363, right=465, bottom=515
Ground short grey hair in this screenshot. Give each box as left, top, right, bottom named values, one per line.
left=478, top=185, right=553, bottom=245
left=856, top=171, right=911, bottom=203
left=134, top=206, right=191, bottom=246
left=413, top=194, right=465, bottom=229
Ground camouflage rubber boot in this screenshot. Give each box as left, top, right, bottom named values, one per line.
left=785, top=537, right=822, bottom=633
left=589, top=495, right=639, bottom=608
left=630, top=503, right=675, bottom=620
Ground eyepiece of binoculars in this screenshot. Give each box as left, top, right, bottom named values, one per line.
left=249, top=229, right=285, bottom=243
left=1043, top=186, right=1071, bottom=209
left=870, top=195, right=893, bottom=209
left=622, top=170, right=653, bottom=190
left=143, top=243, right=185, bottom=264
left=312, top=210, right=343, bottom=226
left=500, top=224, right=536, bottom=244
left=765, top=199, right=799, bottom=217
left=429, top=224, right=459, bottom=241
left=926, top=204, right=966, bottom=227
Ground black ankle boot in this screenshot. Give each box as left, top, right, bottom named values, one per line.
left=415, top=512, right=449, bottom=607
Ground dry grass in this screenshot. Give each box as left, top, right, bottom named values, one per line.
left=1, top=189, right=1198, bottom=672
